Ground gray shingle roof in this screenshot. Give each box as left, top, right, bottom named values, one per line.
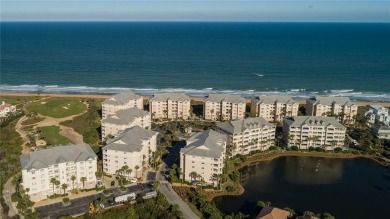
left=283, top=116, right=345, bottom=129
left=180, top=130, right=226, bottom=158
left=252, top=95, right=297, bottom=105
left=217, top=117, right=275, bottom=134
left=306, top=96, right=355, bottom=107
left=101, top=108, right=150, bottom=125
left=20, top=144, right=97, bottom=171
left=103, top=126, right=158, bottom=153
left=102, top=92, right=142, bottom=106
left=204, top=94, right=245, bottom=104
left=150, top=93, right=191, bottom=102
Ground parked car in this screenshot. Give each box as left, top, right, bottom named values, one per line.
left=108, top=200, right=114, bottom=206
left=110, top=181, right=115, bottom=187
left=128, top=178, right=137, bottom=183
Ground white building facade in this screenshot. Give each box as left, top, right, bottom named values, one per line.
left=217, top=117, right=276, bottom=156
left=103, top=126, right=158, bottom=178
left=369, top=105, right=390, bottom=125
left=102, top=92, right=144, bottom=119
left=283, top=116, right=346, bottom=150
left=204, top=94, right=246, bottom=121
left=20, top=144, right=97, bottom=202
left=306, top=96, right=358, bottom=124
left=250, top=96, right=299, bottom=122
left=0, top=101, right=16, bottom=117
left=180, top=130, right=227, bottom=185
left=149, top=93, right=191, bottom=120
left=101, top=108, right=151, bottom=140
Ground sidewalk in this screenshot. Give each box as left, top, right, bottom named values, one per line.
left=33, top=190, right=102, bottom=208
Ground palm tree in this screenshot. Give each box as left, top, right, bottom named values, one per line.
left=71, top=175, right=76, bottom=190
left=189, top=172, right=197, bottom=182
left=127, top=169, right=133, bottom=179
left=80, top=177, right=87, bottom=189
left=134, top=165, right=140, bottom=178
left=122, top=165, right=129, bottom=178
left=50, top=178, right=57, bottom=194
left=61, top=183, right=68, bottom=194
left=53, top=179, right=61, bottom=194
left=216, top=174, right=224, bottom=189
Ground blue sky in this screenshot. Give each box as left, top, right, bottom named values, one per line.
left=1, top=0, right=389, bottom=22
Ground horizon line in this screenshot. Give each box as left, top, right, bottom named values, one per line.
left=1, top=20, right=390, bottom=24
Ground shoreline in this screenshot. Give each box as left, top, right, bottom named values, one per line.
left=206, top=151, right=388, bottom=201
left=2, top=92, right=390, bottom=107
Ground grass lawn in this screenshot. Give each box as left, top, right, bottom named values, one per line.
left=60, top=99, right=102, bottom=151
left=27, top=97, right=86, bottom=118
left=185, top=200, right=204, bottom=218
left=0, top=95, right=39, bottom=109
left=38, top=125, right=72, bottom=146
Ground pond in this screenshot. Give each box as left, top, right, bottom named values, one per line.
left=214, top=156, right=390, bottom=218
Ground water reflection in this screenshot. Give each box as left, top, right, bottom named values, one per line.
left=216, top=157, right=390, bottom=219
left=283, top=157, right=343, bottom=185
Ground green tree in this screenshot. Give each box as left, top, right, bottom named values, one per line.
left=61, top=183, right=68, bottom=194
left=134, top=165, right=140, bottom=178
left=71, top=175, right=76, bottom=190
left=80, top=177, right=87, bottom=189
left=50, top=177, right=57, bottom=194
left=54, top=179, right=61, bottom=194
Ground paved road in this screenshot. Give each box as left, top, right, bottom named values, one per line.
left=158, top=182, right=199, bottom=219
left=3, top=175, right=19, bottom=218
left=35, top=183, right=153, bottom=219
left=157, top=140, right=200, bottom=219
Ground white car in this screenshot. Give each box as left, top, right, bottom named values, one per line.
left=128, top=178, right=137, bottom=183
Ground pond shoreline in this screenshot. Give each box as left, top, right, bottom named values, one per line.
left=205, top=150, right=389, bottom=201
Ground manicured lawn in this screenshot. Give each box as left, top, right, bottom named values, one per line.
left=0, top=95, right=39, bottom=109
left=27, top=97, right=86, bottom=118
left=60, top=99, right=102, bottom=151
left=38, top=125, right=71, bottom=146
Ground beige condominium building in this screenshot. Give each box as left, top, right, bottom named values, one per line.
left=216, top=117, right=276, bottom=156
left=204, top=94, right=246, bottom=121
left=180, top=130, right=227, bottom=185
left=103, top=126, right=158, bottom=178
left=102, top=92, right=144, bottom=119
left=283, top=116, right=346, bottom=150
left=20, top=144, right=97, bottom=202
left=306, top=96, right=358, bottom=124
left=149, top=93, right=191, bottom=120
left=251, top=95, right=299, bottom=122
left=101, top=108, right=151, bottom=140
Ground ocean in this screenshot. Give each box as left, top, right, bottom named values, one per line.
left=1, top=22, right=390, bottom=101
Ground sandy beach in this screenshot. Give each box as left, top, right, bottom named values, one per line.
left=1, top=92, right=390, bottom=107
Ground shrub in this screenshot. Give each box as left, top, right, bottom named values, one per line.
left=290, top=146, right=299, bottom=151
left=315, top=147, right=323, bottom=152
left=103, top=189, right=110, bottom=195
left=226, top=186, right=236, bottom=192
left=352, top=150, right=359, bottom=155
left=309, top=146, right=315, bottom=151
left=269, top=146, right=278, bottom=151
left=63, top=197, right=70, bottom=204
left=334, top=147, right=343, bottom=153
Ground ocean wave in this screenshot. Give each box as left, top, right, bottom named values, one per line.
left=1, top=84, right=390, bottom=102
left=329, top=89, right=354, bottom=93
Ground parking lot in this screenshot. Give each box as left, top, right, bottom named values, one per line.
left=36, top=183, right=154, bottom=219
